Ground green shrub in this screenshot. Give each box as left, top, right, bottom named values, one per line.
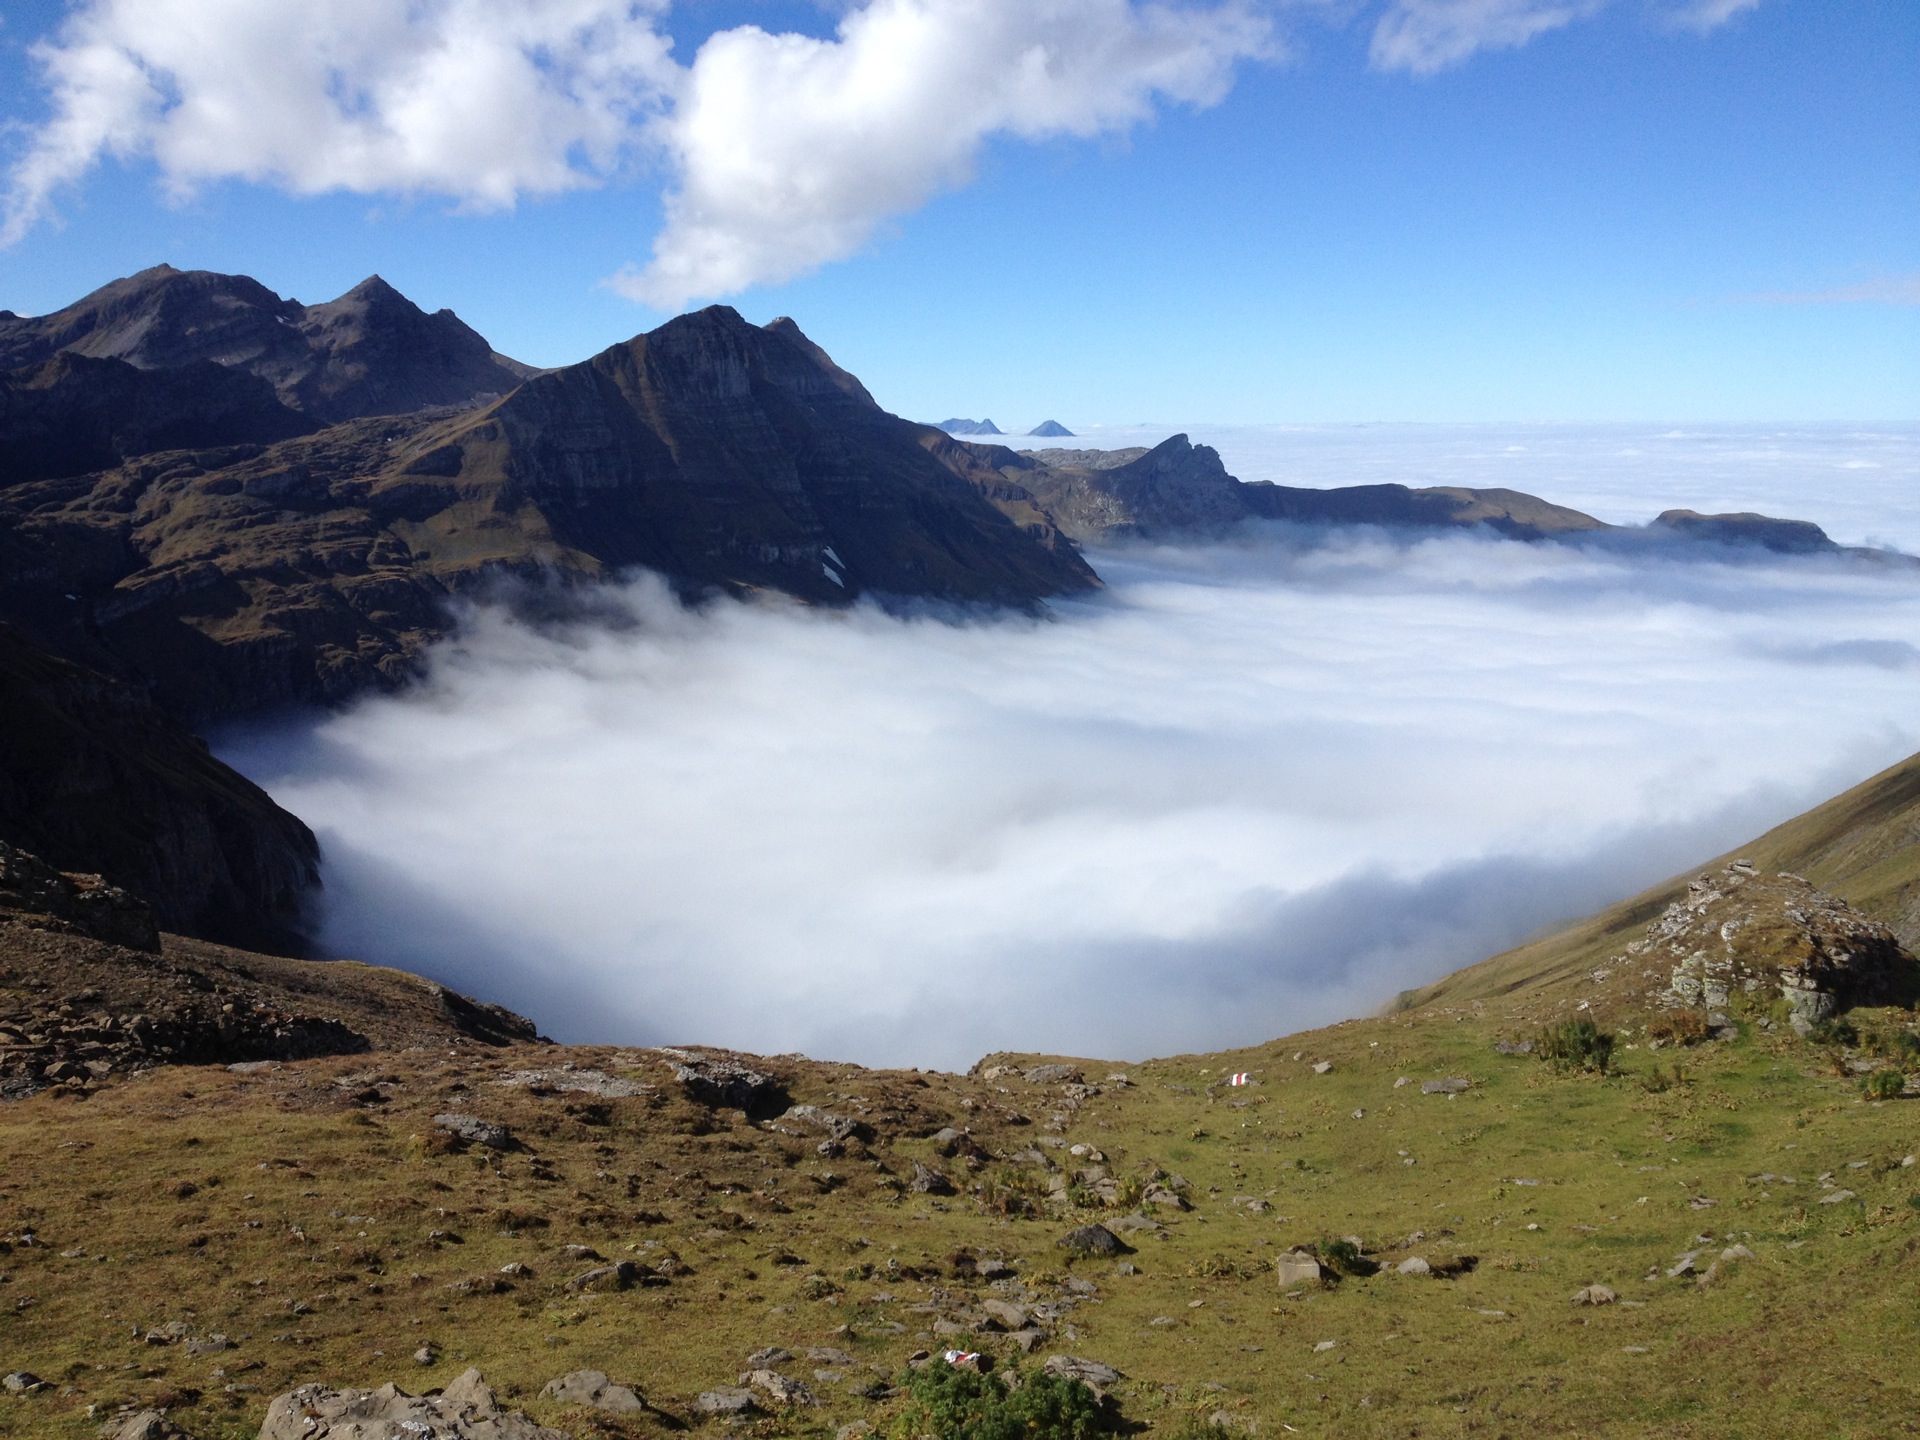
left=1537, top=1018, right=1617, bottom=1074
left=1808, top=1017, right=1860, bottom=1048
left=1318, top=1237, right=1379, bottom=1277
left=1638, top=1063, right=1689, bottom=1094
left=1646, top=1011, right=1711, bottom=1047
left=980, top=1171, right=1048, bottom=1218
left=1156, top=1418, right=1236, bottom=1440
left=1861, top=1069, right=1907, bottom=1101
left=889, top=1362, right=1113, bottom=1440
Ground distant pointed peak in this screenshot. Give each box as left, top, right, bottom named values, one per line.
left=339, top=274, right=409, bottom=304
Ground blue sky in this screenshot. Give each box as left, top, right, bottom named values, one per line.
left=0, top=0, right=1913, bottom=424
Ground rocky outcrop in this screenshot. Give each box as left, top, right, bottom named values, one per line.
left=658, top=1047, right=791, bottom=1118
left=1637, top=861, right=1920, bottom=1033
left=0, top=888, right=544, bottom=1098
left=257, top=1368, right=567, bottom=1439
left=0, top=841, right=159, bottom=951
left=0, top=622, right=318, bottom=950
left=0, top=265, right=536, bottom=424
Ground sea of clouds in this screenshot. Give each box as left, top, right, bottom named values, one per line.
left=219, top=423, right=1920, bottom=1071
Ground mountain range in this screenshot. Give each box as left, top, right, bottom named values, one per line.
left=0, top=264, right=1894, bottom=957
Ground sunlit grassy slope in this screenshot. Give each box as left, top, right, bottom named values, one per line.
left=5, top=755, right=1920, bottom=1439
left=1406, top=749, right=1920, bottom=1011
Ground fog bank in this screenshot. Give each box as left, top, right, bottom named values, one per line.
left=220, top=510, right=1920, bottom=1070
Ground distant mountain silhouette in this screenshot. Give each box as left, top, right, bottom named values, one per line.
left=1028, top=420, right=1074, bottom=437
left=0, top=265, right=537, bottom=424
left=936, top=417, right=1003, bottom=435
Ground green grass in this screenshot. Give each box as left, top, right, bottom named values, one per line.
left=4, top=1000, right=1920, bottom=1438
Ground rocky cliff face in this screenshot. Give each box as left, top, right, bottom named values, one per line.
left=0, top=265, right=536, bottom=424
left=0, top=307, right=1097, bottom=721
left=0, top=622, right=319, bottom=952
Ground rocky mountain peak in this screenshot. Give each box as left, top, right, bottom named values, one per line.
left=0, top=265, right=533, bottom=424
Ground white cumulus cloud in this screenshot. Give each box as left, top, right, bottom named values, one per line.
left=617, top=0, right=1273, bottom=307
left=3, top=0, right=1268, bottom=300
left=5, top=0, right=1760, bottom=294
left=1, top=0, right=676, bottom=246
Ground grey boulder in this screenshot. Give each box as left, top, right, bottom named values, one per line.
left=432, top=1114, right=513, bottom=1150
left=257, top=1368, right=566, bottom=1438
left=540, top=1369, right=644, bottom=1414
left=1057, top=1224, right=1127, bottom=1256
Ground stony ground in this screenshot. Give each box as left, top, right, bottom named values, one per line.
left=4, top=988, right=1919, bottom=1440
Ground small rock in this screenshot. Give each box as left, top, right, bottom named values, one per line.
left=1008, top=1329, right=1046, bottom=1353
left=1819, top=1190, right=1856, bottom=1205
left=1058, top=1224, right=1126, bottom=1256
left=541, top=1368, right=645, bottom=1414
left=413, top=1346, right=438, bottom=1365
left=909, top=1162, right=955, bottom=1196
left=433, top=1113, right=513, bottom=1150
left=185, top=1333, right=232, bottom=1356
left=801, top=1347, right=856, bottom=1367
left=107, top=1410, right=190, bottom=1440
left=695, top=1388, right=758, bottom=1416
left=981, top=1299, right=1031, bottom=1329
left=1311, top=1062, right=1333, bottom=1075
left=1274, top=1250, right=1325, bottom=1287
left=743, top=1369, right=818, bottom=1406
left=1396, top=1256, right=1431, bottom=1276
left=745, top=1347, right=794, bottom=1368
left=1570, top=1285, right=1617, bottom=1306
left=565, top=1260, right=641, bottom=1291
left=1421, top=1078, right=1470, bottom=1095
left=1042, top=1355, right=1122, bottom=1392
left=1313, top=1340, right=1337, bottom=1353
left=1721, top=1244, right=1756, bottom=1262
left=1393, top=1077, right=1411, bottom=1088
left=2, top=1371, right=45, bottom=1394
left=1025, top=1065, right=1082, bottom=1085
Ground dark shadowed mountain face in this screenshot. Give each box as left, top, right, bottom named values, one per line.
left=0, top=306, right=1098, bottom=722
left=0, top=622, right=319, bottom=954
left=0, top=265, right=536, bottom=424
left=0, top=352, right=315, bottom=485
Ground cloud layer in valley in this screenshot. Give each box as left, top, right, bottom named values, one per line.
left=5, top=0, right=1760, bottom=301
left=220, top=439, right=1920, bottom=1069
